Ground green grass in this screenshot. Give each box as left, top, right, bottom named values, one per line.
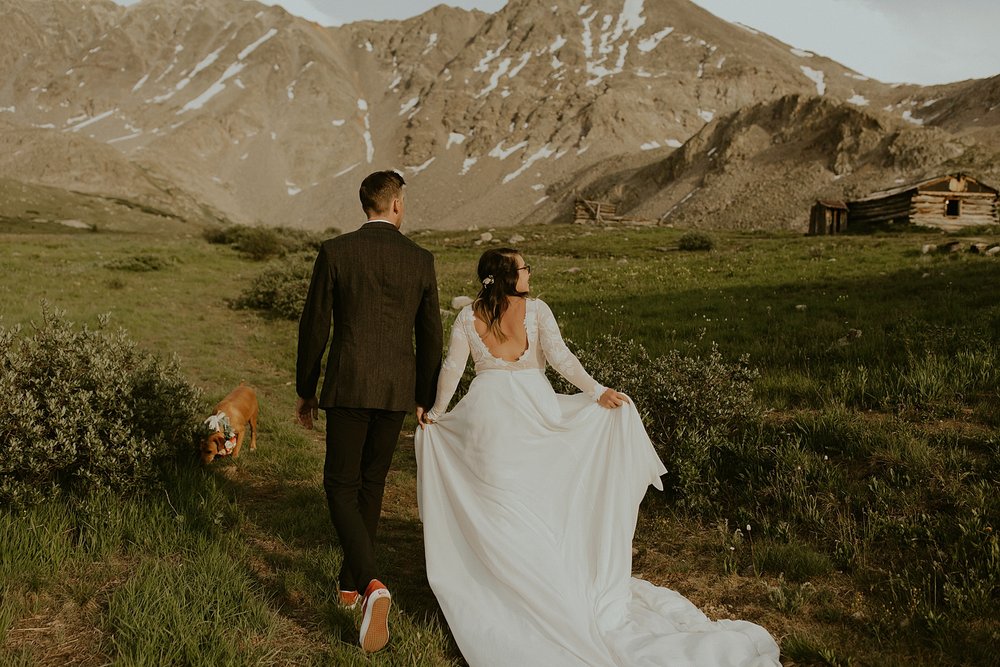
left=781, top=632, right=856, bottom=666
left=754, top=540, right=834, bottom=583
left=1, top=222, right=999, bottom=665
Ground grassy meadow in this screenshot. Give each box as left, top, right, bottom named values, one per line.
left=1, top=220, right=998, bottom=666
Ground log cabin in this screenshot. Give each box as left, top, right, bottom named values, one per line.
left=847, top=174, right=998, bottom=231
left=573, top=199, right=654, bottom=225
left=809, top=200, right=849, bottom=235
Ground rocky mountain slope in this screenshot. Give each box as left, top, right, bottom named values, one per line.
left=0, top=0, right=995, bottom=232
left=575, top=93, right=995, bottom=230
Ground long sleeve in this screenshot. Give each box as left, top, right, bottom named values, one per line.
left=536, top=300, right=606, bottom=402
left=296, top=245, right=334, bottom=399
left=426, top=313, right=471, bottom=420
left=414, top=253, right=443, bottom=408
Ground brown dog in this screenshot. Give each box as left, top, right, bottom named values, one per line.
left=201, top=384, right=258, bottom=464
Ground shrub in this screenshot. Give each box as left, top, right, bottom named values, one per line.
left=678, top=231, right=714, bottom=251
left=549, top=334, right=760, bottom=514
left=203, top=224, right=327, bottom=261
left=0, top=306, right=202, bottom=507
left=236, top=227, right=289, bottom=261
left=234, top=253, right=314, bottom=320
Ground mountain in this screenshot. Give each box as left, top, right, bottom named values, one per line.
left=576, top=94, right=986, bottom=230
left=0, top=0, right=995, bottom=232
left=911, top=74, right=1000, bottom=146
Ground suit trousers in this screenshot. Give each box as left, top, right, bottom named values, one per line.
left=323, top=407, right=406, bottom=594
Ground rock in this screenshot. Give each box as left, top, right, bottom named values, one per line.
left=970, top=243, right=989, bottom=254
left=451, top=296, right=474, bottom=309
left=941, top=240, right=962, bottom=253
left=566, top=267, right=581, bottom=274
left=479, top=232, right=493, bottom=242
left=921, top=272, right=931, bottom=278
left=922, top=244, right=937, bottom=254
left=508, top=234, right=525, bottom=244
left=987, top=246, right=1000, bottom=256
left=795, top=304, right=807, bottom=311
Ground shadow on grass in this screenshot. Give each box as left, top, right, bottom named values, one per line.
left=553, top=258, right=1000, bottom=410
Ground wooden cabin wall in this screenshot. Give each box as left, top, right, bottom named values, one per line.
left=911, top=192, right=998, bottom=230
left=574, top=200, right=619, bottom=224
left=809, top=205, right=824, bottom=234
left=809, top=205, right=848, bottom=235
left=834, top=209, right=847, bottom=232
left=847, top=192, right=913, bottom=225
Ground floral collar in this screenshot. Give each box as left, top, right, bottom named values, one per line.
left=204, top=412, right=238, bottom=456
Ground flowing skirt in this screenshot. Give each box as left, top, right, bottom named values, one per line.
left=414, top=369, right=780, bottom=666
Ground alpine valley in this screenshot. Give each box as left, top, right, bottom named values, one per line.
left=1, top=0, right=998, bottom=231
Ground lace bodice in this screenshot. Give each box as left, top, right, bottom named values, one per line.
left=426, top=299, right=605, bottom=419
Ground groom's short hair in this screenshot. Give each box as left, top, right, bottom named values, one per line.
left=360, top=170, right=406, bottom=215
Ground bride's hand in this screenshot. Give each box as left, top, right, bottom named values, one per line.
left=416, top=406, right=436, bottom=429
left=598, top=388, right=630, bottom=409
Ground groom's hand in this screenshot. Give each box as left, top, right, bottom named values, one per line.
left=296, top=396, right=319, bottom=429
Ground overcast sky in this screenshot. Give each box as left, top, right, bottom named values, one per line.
left=112, top=0, right=1000, bottom=85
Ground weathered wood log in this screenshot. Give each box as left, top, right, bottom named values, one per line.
left=847, top=174, right=998, bottom=229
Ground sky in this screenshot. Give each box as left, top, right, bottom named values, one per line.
left=111, top=0, right=1000, bottom=85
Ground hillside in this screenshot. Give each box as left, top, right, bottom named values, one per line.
left=574, top=94, right=995, bottom=230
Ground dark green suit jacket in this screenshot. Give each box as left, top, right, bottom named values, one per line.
left=296, top=221, right=442, bottom=411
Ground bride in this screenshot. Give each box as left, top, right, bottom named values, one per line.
left=414, top=248, right=780, bottom=666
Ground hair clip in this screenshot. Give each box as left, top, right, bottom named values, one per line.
left=482, top=275, right=494, bottom=286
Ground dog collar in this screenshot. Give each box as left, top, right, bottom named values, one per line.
left=204, top=412, right=238, bottom=456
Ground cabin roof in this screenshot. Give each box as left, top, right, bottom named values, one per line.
left=851, top=174, right=998, bottom=203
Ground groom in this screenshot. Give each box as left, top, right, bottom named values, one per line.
left=296, top=170, right=442, bottom=652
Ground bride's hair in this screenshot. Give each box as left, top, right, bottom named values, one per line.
left=473, top=247, right=529, bottom=343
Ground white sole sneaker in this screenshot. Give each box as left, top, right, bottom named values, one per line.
left=359, top=588, right=391, bottom=652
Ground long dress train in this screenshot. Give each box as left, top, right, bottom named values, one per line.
left=415, top=299, right=780, bottom=666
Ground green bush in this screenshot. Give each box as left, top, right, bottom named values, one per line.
left=236, top=227, right=290, bottom=261
left=234, top=253, right=314, bottom=320
left=203, top=224, right=328, bottom=261
left=549, top=335, right=760, bottom=514
left=678, top=231, right=715, bottom=251
left=0, top=306, right=202, bottom=507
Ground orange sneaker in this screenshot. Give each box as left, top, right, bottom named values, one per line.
left=339, top=590, right=361, bottom=609
left=359, top=579, right=391, bottom=652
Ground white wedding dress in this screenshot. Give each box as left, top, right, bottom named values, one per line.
left=414, top=299, right=781, bottom=666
